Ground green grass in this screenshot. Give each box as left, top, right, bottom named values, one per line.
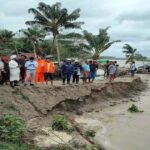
left=128, top=104, right=144, bottom=113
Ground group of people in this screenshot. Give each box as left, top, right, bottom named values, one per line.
left=61, top=59, right=98, bottom=85
left=0, top=55, right=55, bottom=88
left=104, top=61, right=119, bottom=82
left=0, top=54, right=99, bottom=88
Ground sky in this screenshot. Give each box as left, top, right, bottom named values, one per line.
left=0, top=0, right=150, bottom=57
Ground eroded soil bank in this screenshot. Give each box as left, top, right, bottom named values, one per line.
left=0, top=77, right=146, bottom=149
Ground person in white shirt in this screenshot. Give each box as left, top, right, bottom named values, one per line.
left=130, top=61, right=136, bottom=77
left=9, top=55, right=20, bottom=88
left=0, top=57, right=4, bottom=84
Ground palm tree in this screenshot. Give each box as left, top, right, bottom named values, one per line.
left=123, top=44, right=137, bottom=63
left=26, top=2, right=83, bottom=64
left=82, top=27, right=121, bottom=60
left=20, top=26, right=46, bottom=57
left=0, top=30, right=14, bottom=49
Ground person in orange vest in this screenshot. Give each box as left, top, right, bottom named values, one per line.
left=44, top=58, right=55, bottom=85
left=34, top=56, right=45, bottom=84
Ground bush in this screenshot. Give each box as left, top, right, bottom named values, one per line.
left=52, top=115, right=74, bottom=133
left=0, top=114, right=26, bottom=142
left=128, top=104, right=144, bottom=113
left=0, top=141, right=40, bottom=150
left=85, top=130, right=96, bottom=138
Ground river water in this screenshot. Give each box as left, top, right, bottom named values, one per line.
left=76, top=75, right=150, bottom=150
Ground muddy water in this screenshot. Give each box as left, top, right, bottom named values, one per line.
left=81, top=75, right=150, bottom=150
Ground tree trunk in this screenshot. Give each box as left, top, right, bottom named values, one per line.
left=31, top=41, right=37, bottom=58
left=52, top=34, right=60, bottom=65
left=92, top=53, right=99, bottom=60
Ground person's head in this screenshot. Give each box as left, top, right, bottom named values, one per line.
left=10, top=55, right=17, bottom=60
left=85, top=61, right=88, bottom=64
left=21, top=55, right=26, bottom=60
left=66, top=58, right=71, bottom=64
left=93, top=60, right=97, bottom=64
left=37, top=56, right=41, bottom=60
left=89, top=60, right=93, bottom=64
left=29, top=57, right=34, bottom=61
left=114, top=61, right=117, bottom=64
left=46, top=58, right=51, bottom=62
left=75, top=59, right=79, bottom=64
left=132, top=61, right=135, bottom=64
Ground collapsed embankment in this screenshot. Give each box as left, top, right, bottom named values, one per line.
left=0, top=77, right=146, bottom=149
left=0, top=77, right=145, bottom=120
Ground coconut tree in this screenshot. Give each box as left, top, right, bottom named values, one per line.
left=26, top=2, right=83, bottom=64
left=0, top=30, right=14, bottom=49
left=123, top=44, right=137, bottom=63
left=82, top=27, right=121, bottom=60
left=20, top=26, right=46, bottom=57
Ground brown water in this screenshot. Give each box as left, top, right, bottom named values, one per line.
left=78, top=75, right=150, bottom=150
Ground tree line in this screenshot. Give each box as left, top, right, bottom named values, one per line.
left=0, top=2, right=147, bottom=63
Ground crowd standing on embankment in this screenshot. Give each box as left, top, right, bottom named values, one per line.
left=0, top=54, right=137, bottom=88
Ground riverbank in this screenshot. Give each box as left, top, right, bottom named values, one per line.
left=0, top=76, right=146, bottom=149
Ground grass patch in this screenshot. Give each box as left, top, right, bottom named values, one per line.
left=128, top=104, right=144, bottom=113
left=52, top=115, right=74, bottom=133
left=85, top=130, right=96, bottom=138
left=0, top=114, right=26, bottom=142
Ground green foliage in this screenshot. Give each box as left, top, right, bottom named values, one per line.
left=85, top=144, right=100, bottom=150
left=0, top=114, right=26, bottom=142
left=134, top=53, right=147, bottom=61
left=83, top=27, right=120, bottom=59
left=52, top=115, right=74, bottom=133
left=85, top=130, right=96, bottom=138
left=48, top=145, right=72, bottom=150
left=123, top=44, right=137, bottom=63
left=0, top=141, right=40, bottom=150
left=128, top=104, right=144, bottom=113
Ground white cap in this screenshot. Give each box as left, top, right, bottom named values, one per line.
left=10, top=55, right=17, bottom=60
left=66, top=58, right=71, bottom=61
left=75, top=59, right=79, bottom=62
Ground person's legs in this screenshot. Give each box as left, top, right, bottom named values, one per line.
left=131, top=70, right=135, bottom=77
left=30, top=70, right=35, bottom=85
left=50, top=73, right=54, bottom=86
left=73, top=74, right=76, bottom=83
left=76, top=75, right=79, bottom=84
left=20, top=67, right=25, bottom=83
left=67, top=74, right=71, bottom=84
left=24, top=70, right=31, bottom=85
left=62, top=74, right=66, bottom=85
left=44, top=73, right=48, bottom=85
left=39, top=73, right=44, bottom=84
left=91, top=72, right=96, bottom=83
left=10, top=81, right=14, bottom=88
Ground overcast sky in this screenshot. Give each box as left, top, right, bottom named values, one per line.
left=0, top=0, right=150, bottom=57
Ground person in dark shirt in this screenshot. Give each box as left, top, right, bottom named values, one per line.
left=18, top=55, right=27, bottom=83
left=61, top=59, right=73, bottom=85
left=90, top=60, right=98, bottom=83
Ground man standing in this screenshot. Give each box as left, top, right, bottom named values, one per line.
left=24, top=57, right=37, bottom=86
left=34, top=56, right=45, bottom=84
left=90, top=60, right=98, bottom=83
left=18, top=55, right=26, bottom=83
left=108, top=61, right=116, bottom=82
left=61, top=59, right=73, bottom=85
left=9, top=55, right=20, bottom=88
left=44, top=58, right=55, bottom=85
left=72, top=60, right=82, bottom=84
left=82, top=61, right=90, bottom=84
left=130, top=61, right=136, bottom=77
left=0, top=56, right=4, bottom=85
